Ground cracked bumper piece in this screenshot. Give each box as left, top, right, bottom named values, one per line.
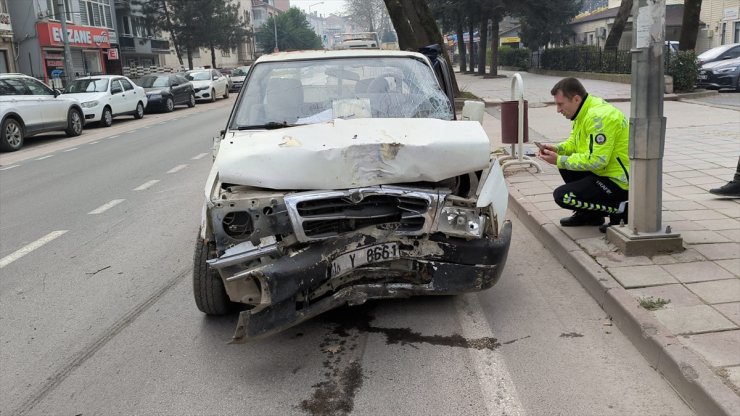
left=229, top=220, right=512, bottom=342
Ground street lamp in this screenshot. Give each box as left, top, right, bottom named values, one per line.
left=271, top=12, right=279, bottom=52
left=308, top=1, right=324, bottom=14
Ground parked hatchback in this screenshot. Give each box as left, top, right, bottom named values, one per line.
left=697, top=57, right=740, bottom=91
left=184, top=69, right=229, bottom=102
left=137, top=73, right=196, bottom=112
left=0, top=73, right=84, bottom=151
left=63, top=75, right=147, bottom=127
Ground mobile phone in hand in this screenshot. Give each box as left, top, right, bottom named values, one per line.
left=534, top=141, right=545, bottom=151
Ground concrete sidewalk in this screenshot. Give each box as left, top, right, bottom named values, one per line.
left=457, top=70, right=740, bottom=415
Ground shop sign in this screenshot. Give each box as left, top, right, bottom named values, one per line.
left=107, top=48, right=119, bottom=60
left=501, top=37, right=521, bottom=44
left=0, top=13, right=11, bottom=32
left=36, top=22, right=111, bottom=49
left=723, top=7, right=739, bottom=21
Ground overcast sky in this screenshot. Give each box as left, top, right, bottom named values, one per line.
left=291, top=0, right=347, bottom=17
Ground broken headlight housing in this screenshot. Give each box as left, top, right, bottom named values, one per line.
left=436, top=205, right=486, bottom=239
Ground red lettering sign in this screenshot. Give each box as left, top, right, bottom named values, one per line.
left=36, top=22, right=111, bottom=49
left=107, top=48, right=119, bottom=60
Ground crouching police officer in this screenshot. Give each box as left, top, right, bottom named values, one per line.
left=537, top=77, right=630, bottom=233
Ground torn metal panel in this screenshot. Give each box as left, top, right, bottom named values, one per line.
left=215, top=119, right=491, bottom=190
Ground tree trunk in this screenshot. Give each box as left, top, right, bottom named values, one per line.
left=679, top=0, right=702, bottom=50
left=456, top=16, right=466, bottom=72
left=477, top=14, right=489, bottom=75
left=187, top=49, right=193, bottom=70
left=489, top=15, right=500, bottom=76
left=604, top=0, right=632, bottom=50
left=160, top=1, right=184, bottom=67
left=383, top=0, right=418, bottom=49
left=467, top=17, right=475, bottom=72
left=210, top=43, right=217, bottom=69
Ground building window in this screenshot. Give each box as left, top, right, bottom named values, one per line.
left=721, top=22, right=727, bottom=44
left=80, top=0, right=113, bottom=29
left=734, top=21, right=740, bottom=43
left=46, top=0, right=72, bottom=22
left=221, top=49, right=230, bottom=57
left=121, top=16, right=132, bottom=36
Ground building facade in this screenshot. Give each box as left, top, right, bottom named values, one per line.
left=0, top=0, right=16, bottom=73
left=6, top=0, right=118, bottom=84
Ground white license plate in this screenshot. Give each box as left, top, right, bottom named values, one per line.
left=698, top=74, right=708, bottom=80
left=330, top=243, right=400, bottom=278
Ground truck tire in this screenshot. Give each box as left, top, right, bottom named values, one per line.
left=193, top=232, right=236, bottom=315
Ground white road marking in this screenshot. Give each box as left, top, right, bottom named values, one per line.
left=192, top=153, right=208, bottom=160
left=167, top=164, right=187, bottom=174
left=108, top=135, right=119, bottom=139
left=88, top=199, right=125, bottom=215
left=454, top=294, right=525, bottom=416
left=89, top=141, right=99, bottom=145
left=35, top=155, right=54, bottom=161
left=0, top=230, right=69, bottom=269
left=133, top=180, right=160, bottom=191
left=0, top=165, right=20, bottom=171
left=63, top=147, right=78, bottom=152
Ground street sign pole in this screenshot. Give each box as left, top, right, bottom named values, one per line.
left=607, top=0, right=683, bottom=256
left=57, top=0, right=74, bottom=86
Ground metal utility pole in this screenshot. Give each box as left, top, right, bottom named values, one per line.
left=607, top=0, right=682, bottom=256
left=272, top=12, right=279, bottom=52
left=57, top=0, right=74, bottom=86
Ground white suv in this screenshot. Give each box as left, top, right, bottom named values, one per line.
left=0, top=73, right=84, bottom=152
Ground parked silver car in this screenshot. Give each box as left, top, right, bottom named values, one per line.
left=0, top=73, right=84, bottom=151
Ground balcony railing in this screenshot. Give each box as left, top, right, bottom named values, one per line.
left=150, top=39, right=170, bottom=52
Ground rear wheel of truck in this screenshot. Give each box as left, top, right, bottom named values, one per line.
left=193, top=231, right=236, bottom=315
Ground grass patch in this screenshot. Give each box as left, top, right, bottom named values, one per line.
left=638, top=296, right=671, bottom=311
left=457, top=90, right=479, bottom=100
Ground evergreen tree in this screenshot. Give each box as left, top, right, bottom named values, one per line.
left=255, top=8, right=322, bottom=53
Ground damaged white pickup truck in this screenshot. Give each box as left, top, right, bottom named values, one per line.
left=195, top=48, right=512, bottom=342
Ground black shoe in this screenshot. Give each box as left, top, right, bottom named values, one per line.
left=560, top=211, right=604, bottom=227
left=709, top=181, right=740, bottom=198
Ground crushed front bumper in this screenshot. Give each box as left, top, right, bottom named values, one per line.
left=225, top=220, right=512, bottom=342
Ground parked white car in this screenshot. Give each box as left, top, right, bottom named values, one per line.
left=62, top=75, right=147, bottom=127
left=228, top=66, right=250, bottom=92
left=185, top=69, right=229, bottom=102
left=0, top=73, right=84, bottom=151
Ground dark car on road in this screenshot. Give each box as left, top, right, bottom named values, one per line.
left=697, top=43, right=740, bottom=66
left=697, top=57, right=740, bottom=91
left=137, top=73, right=196, bottom=112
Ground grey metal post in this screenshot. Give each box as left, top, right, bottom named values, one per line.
left=57, top=0, right=74, bottom=86
left=607, top=0, right=682, bottom=256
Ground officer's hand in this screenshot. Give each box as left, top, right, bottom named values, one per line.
left=538, top=148, right=558, bottom=165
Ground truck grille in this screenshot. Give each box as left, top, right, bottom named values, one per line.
left=284, top=187, right=441, bottom=242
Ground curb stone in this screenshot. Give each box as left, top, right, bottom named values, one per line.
left=506, top=185, right=740, bottom=416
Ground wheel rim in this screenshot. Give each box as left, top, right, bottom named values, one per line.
left=211, top=90, right=216, bottom=102
left=72, top=112, right=82, bottom=133
left=137, top=103, right=144, bottom=117
left=104, top=109, right=112, bottom=125
left=190, top=94, right=195, bottom=106
left=167, top=98, right=174, bottom=111
left=5, top=121, right=21, bottom=147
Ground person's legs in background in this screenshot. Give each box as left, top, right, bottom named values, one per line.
left=709, top=156, right=740, bottom=198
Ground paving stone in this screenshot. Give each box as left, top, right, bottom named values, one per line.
left=715, top=259, right=740, bottom=277
left=557, top=224, right=604, bottom=240
left=687, top=279, right=740, bottom=304
left=529, top=193, right=555, bottom=203
left=664, top=178, right=690, bottom=187
left=700, top=199, right=740, bottom=210
left=629, top=284, right=705, bottom=309
left=685, top=176, right=726, bottom=186
left=717, top=207, right=740, bottom=219
left=533, top=200, right=560, bottom=212
left=695, top=218, right=740, bottom=230
left=679, top=209, right=730, bottom=221
left=662, top=261, right=736, bottom=283
left=683, top=331, right=740, bottom=367
left=693, top=242, right=740, bottom=260
left=653, top=305, right=737, bottom=335
left=681, top=230, right=732, bottom=244
left=651, top=248, right=706, bottom=265
left=714, top=303, right=740, bottom=326
left=671, top=222, right=711, bottom=232
left=725, top=366, right=740, bottom=393
left=661, top=211, right=688, bottom=221
left=608, top=265, right=677, bottom=288
left=717, top=229, right=740, bottom=242
left=519, top=186, right=555, bottom=196
left=669, top=185, right=710, bottom=195
left=664, top=200, right=712, bottom=211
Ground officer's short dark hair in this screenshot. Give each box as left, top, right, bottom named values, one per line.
left=551, top=78, right=587, bottom=99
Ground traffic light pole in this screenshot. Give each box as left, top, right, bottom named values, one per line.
left=606, top=0, right=683, bottom=256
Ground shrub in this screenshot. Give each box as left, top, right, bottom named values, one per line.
left=666, top=50, right=699, bottom=92
left=497, top=46, right=531, bottom=69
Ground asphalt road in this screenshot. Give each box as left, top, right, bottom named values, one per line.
left=0, top=97, right=693, bottom=416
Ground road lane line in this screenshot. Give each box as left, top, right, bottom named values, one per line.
left=192, top=153, right=208, bottom=160
left=89, top=141, right=99, bottom=145
left=108, top=135, right=119, bottom=139
left=0, top=230, right=68, bottom=269
left=167, top=164, right=187, bottom=174
left=133, top=179, right=160, bottom=191
left=88, top=199, right=125, bottom=215
left=35, top=155, right=54, bottom=160
left=0, top=165, right=20, bottom=171
left=455, top=294, right=525, bottom=416
left=63, top=147, right=78, bottom=152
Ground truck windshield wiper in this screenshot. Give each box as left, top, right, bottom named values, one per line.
left=236, top=122, right=295, bottom=130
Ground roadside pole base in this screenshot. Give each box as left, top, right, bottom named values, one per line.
left=607, top=225, right=684, bottom=256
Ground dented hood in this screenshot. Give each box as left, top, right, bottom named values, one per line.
left=215, top=118, right=491, bottom=190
